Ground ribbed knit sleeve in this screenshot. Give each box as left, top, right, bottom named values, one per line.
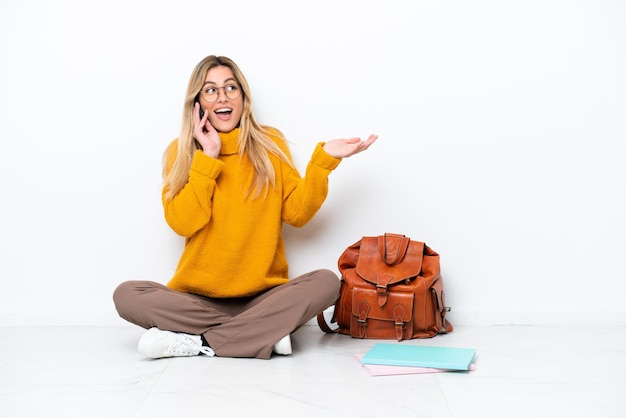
left=281, top=142, right=341, bottom=227
left=162, top=150, right=224, bottom=237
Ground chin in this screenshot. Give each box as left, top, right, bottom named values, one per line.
left=211, top=120, right=237, bottom=133
left=215, top=125, right=237, bottom=133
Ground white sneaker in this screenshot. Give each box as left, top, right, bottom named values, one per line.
left=138, top=327, right=215, bottom=359
left=273, top=334, right=292, bottom=355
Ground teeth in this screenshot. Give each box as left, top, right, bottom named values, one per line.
left=215, top=108, right=232, bottom=113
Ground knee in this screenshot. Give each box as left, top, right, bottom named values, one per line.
left=317, top=268, right=339, bottom=281
left=112, top=281, right=130, bottom=313
left=315, top=269, right=341, bottom=297
left=112, top=280, right=144, bottom=314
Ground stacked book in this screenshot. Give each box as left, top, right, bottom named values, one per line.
left=356, top=343, right=477, bottom=376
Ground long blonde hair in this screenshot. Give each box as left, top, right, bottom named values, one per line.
left=162, top=55, right=293, bottom=200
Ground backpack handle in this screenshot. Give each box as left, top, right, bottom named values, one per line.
left=379, top=233, right=410, bottom=266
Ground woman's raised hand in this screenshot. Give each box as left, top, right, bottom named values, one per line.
left=322, top=134, right=378, bottom=158
left=193, top=102, right=221, bottom=158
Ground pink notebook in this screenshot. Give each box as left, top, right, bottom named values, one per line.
left=355, top=354, right=476, bottom=376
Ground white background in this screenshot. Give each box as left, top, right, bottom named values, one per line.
left=0, top=0, right=624, bottom=326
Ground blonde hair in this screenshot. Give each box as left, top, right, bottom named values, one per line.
left=162, top=55, right=293, bottom=200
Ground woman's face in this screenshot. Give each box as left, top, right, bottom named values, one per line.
left=198, top=65, right=243, bottom=132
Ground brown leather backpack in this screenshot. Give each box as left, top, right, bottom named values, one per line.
left=317, top=233, right=453, bottom=340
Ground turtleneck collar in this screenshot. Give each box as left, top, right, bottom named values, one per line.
left=218, top=128, right=241, bottom=156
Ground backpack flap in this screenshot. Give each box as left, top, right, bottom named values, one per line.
left=355, top=234, right=424, bottom=306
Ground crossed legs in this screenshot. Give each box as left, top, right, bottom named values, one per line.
left=113, top=269, right=340, bottom=359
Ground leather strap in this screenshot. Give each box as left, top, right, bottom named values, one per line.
left=316, top=312, right=337, bottom=334
left=356, top=300, right=370, bottom=338
left=376, top=273, right=393, bottom=307
left=393, top=304, right=407, bottom=341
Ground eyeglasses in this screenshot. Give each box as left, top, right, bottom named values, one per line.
left=198, top=84, right=241, bottom=102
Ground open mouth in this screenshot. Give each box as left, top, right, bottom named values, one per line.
left=215, top=108, right=233, bottom=120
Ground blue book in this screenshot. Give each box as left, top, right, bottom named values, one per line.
left=360, top=343, right=476, bottom=371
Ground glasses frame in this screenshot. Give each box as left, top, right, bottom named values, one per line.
left=198, top=84, right=241, bottom=103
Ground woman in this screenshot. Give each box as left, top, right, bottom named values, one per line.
left=113, top=55, right=377, bottom=359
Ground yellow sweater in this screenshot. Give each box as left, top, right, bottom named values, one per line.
left=162, top=128, right=341, bottom=298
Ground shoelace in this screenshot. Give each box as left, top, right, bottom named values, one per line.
left=170, top=333, right=215, bottom=357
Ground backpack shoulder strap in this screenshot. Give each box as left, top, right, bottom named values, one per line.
left=316, top=312, right=338, bottom=334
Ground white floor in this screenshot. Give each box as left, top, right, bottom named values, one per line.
left=1, top=324, right=624, bottom=418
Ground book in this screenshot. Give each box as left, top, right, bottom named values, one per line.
left=354, top=354, right=476, bottom=376
left=360, top=343, right=476, bottom=371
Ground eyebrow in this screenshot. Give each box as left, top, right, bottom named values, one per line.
left=202, top=77, right=238, bottom=87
